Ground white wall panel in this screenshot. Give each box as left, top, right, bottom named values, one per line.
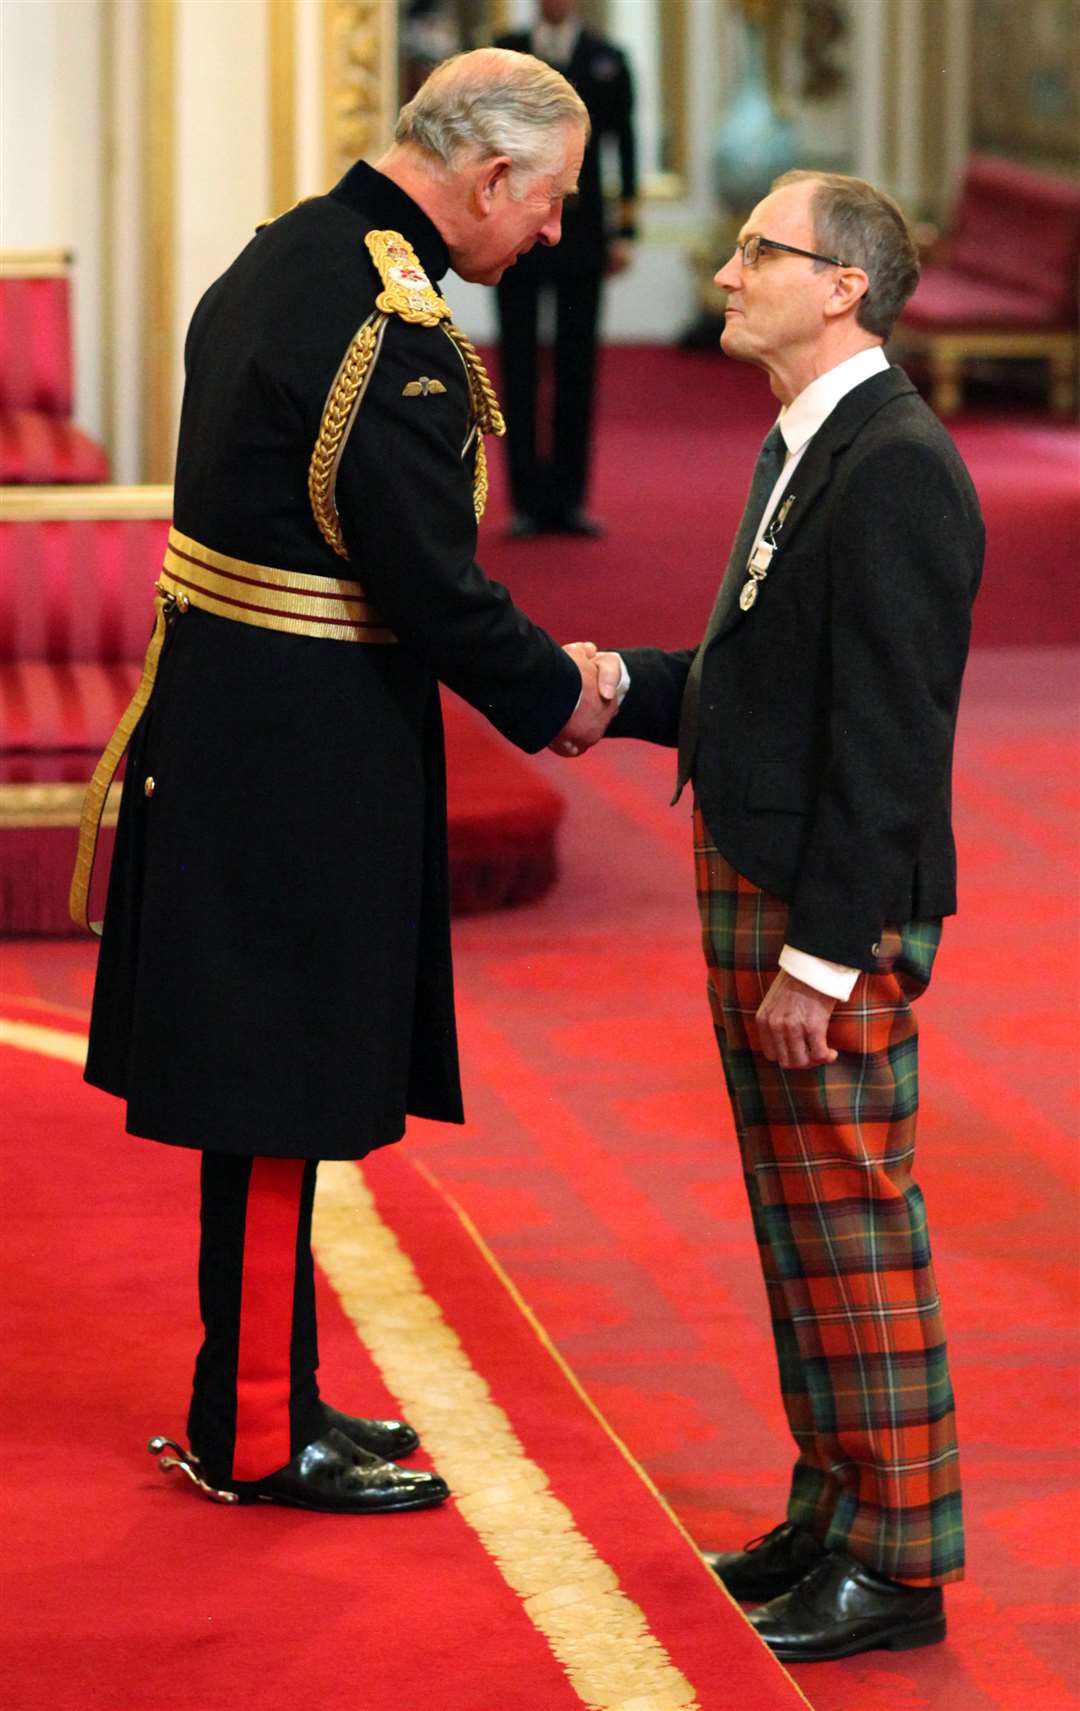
left=173, top=0, right=271, bottom=433
left=1, top=0, right=107, bottom=442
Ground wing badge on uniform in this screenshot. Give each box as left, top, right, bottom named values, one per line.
left=402, top=377, right=447, bottom=397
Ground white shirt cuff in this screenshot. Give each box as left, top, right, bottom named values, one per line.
left=615, top=656, right=630, bottom=704
left=779, top=944, right=860, bottom=1001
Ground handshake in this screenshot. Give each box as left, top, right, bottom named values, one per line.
left=549, top=641, right=624, bottom=759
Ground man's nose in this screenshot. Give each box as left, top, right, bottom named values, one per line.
left=714, top=250, right=742, bottom=290
left=539, top=208, right=563, bottom=247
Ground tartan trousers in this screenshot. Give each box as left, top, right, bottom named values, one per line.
left=694, top=810, right=964, bottom=1585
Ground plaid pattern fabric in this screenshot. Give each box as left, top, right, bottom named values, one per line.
left=694, top=809, right=964, bottom=1585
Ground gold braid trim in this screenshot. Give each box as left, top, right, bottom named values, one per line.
left=308, top=313, right=387, bottom=558
left=445, top=322, right=505, bottom=438
left=443, top=321, right=505, bottom=520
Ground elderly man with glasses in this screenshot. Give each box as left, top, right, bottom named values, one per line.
left=560, top=170, right=983, bottom=1662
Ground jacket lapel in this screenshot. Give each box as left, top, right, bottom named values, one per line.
left=711, top=366, right=916, bottom=642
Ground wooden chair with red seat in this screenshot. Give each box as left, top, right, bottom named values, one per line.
left=896, top=155, right=1080, bottom=418
left=0, top=250, right=111, bottom=482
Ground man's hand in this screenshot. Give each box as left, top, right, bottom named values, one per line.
left=756, top=971, right=839, bottom=1069
left=550, top=642, right=622, bottom=757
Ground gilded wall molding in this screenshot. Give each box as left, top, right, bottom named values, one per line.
left=323, top=2, right=397, bottom=186
left=270, top=0, right=298, bottom=215
left=142, top=0, right=176, bottom=483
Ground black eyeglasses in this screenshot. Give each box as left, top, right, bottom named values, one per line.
left=735, top=234, right=847, bottom=269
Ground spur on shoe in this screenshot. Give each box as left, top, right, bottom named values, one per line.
left=747, top=1551, right=946, bottom=1662
left=149, top=1428, right=448, bottom=1513
left=703, top=1520, right=825, bottom=1601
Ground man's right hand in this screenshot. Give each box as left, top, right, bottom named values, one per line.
left=551, top=642, right=622, bottom=756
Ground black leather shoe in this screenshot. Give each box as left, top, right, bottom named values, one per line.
left=747, top=1552, right=946, bottom=1661
left=703, top=1521, right=826, bottom=1601
left=506, top=511, right=544, bottom=539
left=553, top=509, right=604, bottom=537
left=323, top=1403, right=420, bottom=1460
left=238, top=1429, right=449, bottom=1514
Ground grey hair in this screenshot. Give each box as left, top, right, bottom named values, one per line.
left=772, top=170, right=920, bottom=339
left=395, top=48, right=589, bottom=196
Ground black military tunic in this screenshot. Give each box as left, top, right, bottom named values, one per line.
left=85, top=162, right=581, bottom=1159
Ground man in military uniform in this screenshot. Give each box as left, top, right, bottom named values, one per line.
left=495, top=0, right=637, bottom=536
left=76, top=49, right=619, bottom=1515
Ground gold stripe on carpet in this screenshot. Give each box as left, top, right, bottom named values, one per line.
left=0, top=1018, right=88, bottom=1066
left=314, top=1159, right=703, bottom=1711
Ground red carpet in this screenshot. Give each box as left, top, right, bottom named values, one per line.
left=0, top=1010, right=806, bottom=1711
left=3, top=645, right=1077, bottom=1710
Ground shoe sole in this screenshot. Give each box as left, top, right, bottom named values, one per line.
left=252, top=1488, right=450, bottom=1514
left=766, top=1616, right=946, bottom=1662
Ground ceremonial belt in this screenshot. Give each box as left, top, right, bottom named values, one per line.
left=69, top=528, right=396, bottom=934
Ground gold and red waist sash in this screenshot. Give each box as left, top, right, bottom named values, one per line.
left=69, top=528, right=395, bottom=933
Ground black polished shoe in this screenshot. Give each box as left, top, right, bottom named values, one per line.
left=506, top=511, right=545, bottom=539
left=747, top=1552, right=946, bottom=1661
left=703, top=1521, right=826, bottom=1601
left=552, top=508, right=604, bottom=537
left=240, top=1429, right=448, bottom=1514
left=323, top=1403, right=420, bottom=1460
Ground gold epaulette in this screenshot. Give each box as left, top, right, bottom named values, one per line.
left=307, top=230, right=505, bottom=556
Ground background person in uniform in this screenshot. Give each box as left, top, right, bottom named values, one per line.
left=558, top=171, right=983, bottom=1662
left=495, top=0, right=637, bottom=537
left=80, top=49, right=622, bottom=1516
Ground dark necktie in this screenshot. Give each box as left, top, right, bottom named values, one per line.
left=673, top=423, right=786, bottom=801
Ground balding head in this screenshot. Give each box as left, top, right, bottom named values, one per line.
left=395, top=48, right=589, bottom=192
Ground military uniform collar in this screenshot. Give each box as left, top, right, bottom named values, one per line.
left=329, top=159, right=450, bottom=282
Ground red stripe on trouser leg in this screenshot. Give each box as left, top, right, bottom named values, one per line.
left=231, top=1157, right=307, bottom=1482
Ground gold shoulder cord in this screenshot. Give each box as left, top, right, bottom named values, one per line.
left=307, top=230, right=506, bottom=554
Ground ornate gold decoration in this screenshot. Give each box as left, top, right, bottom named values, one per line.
left=402, top=377, right=447, bottom=397
left=366, top=229, right=450, bottom=326
left=312, top=1159, right=705, bottom=1711
left=443, top=323, right=505, bottom=439
left=308, top=313, right=388, bottom=557
left=441, top=323, right=505, bottom=521
left=322, top=1, right=396, bottom=186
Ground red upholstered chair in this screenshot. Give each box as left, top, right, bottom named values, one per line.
left=896, top=156, right=1080, bottom=417
left=0, top=484, right=171, bottom=931
left=0, top=251, right=111, bottom=482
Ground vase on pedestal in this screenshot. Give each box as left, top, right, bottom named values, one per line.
left=711, top=9, right=797, bottom=215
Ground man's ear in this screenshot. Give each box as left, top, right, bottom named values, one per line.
left=472, top=154, right=514, bottom=215
left=824, top=266, right=870, bottom=321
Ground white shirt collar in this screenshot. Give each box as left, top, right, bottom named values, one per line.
left=778, top=345, right=890, bottom=456
left=533, top=19, right=581, bottom=65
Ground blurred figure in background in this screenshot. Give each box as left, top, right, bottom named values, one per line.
left=496, top=0, right=637, bottom=538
